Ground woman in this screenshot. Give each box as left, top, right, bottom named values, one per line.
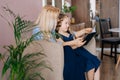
left=33, top=5, right=60, bottom=41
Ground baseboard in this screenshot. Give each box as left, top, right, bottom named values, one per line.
left=96, top=48, right=120, bottom=53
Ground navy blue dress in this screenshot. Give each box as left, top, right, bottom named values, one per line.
left=62, top=33, right=101, bottom=80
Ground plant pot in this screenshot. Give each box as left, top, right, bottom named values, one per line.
left=71, top=17, right=75, bottom=24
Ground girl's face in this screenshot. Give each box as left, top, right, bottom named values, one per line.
left=59, top=17, right=70, bottom=32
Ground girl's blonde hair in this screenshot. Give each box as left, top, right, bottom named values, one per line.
left=35, top=5, right=60, bottom=32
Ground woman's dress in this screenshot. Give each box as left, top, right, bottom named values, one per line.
left=61, top=34, right=100, bottom=80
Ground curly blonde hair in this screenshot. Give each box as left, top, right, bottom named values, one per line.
left=56, top=14, right=70, bottom=33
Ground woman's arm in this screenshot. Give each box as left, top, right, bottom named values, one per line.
left=32, top=27, right=45, bottom=40
left=75, top=28, right=92, bottom=38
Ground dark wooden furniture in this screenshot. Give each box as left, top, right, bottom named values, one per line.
left=99, top=18, right=120, bottom=63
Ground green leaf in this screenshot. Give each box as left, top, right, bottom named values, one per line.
left=0, top=53, right=2, bottom=59
left=62, top=4, right=76, bottom=13
left=69, top=6, right=77, bottom=13
left=2, top=57, right=11, bottom=77
left=22, top=52, right=45, bottom=61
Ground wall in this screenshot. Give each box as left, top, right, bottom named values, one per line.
left=0, top=0, right=42, bottom=79
left=100, top=0, right=119, bottom=29
left=0, top=0, right=42, bottom=50
left=72, top=0, right=90, bottom=27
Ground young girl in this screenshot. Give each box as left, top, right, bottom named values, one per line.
left=55, top=14, right=101, bottom=80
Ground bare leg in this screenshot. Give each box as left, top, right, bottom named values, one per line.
left=94, top=67, right=100, bottom=80
left=115, top=56, right=120, bottom=70
left=86, top=68, right=95, bottom=80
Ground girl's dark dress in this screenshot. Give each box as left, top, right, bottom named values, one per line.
left=61, top=33, right=101, bottom=80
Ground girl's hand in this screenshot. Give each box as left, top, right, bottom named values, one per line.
left=75, top=28, right=92, bottom=38
left=74, top=37, right=86, bottom=47
left=84, top=28, right=92, bottom=34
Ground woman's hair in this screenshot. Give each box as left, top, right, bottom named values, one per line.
left=35, top=5, right=60, bottom=32
left=55, top=14, right=70, bottom=33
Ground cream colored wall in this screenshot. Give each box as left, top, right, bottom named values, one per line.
left=0, top=0, right=42, bottom=79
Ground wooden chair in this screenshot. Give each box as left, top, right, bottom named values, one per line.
left=99, top=18, right=120, bottom=63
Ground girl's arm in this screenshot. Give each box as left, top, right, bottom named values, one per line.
left=57, top=38, right=76, bottom=46
left=57, top=38, right=85, bottom=49
left=74, top=28, right=92, bottom=38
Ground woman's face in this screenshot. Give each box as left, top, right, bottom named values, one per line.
left=59, top=17, right=70, bottom=32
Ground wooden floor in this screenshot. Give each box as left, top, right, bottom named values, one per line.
left=95, top=36, right=120, bottom=80
left=97, top=48, right=120, bottom=80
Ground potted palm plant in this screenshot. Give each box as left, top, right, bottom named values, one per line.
left=62, top=1, right=76, bottom=13
left=0, top=7, right=52, bottom=80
